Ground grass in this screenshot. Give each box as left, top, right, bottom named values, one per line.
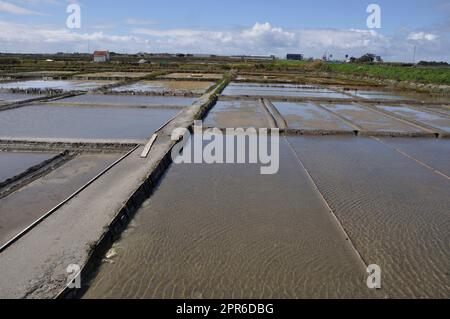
left=225, top=60, right=450, bottom=85
left=328, top=64, right=450, bottom=85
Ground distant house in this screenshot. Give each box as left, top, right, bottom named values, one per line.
left=93, top=51, right=110, bottom=63
left=286, top=54, right=304, bottom=61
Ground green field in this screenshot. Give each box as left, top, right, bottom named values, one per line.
left=259, top=60, right=450, bottom=85
left=328, top=64, right=450, bottom=85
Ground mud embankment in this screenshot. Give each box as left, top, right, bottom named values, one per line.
left=0, top=151, right=73, bottom=199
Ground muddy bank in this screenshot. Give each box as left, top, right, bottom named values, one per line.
left=0, top=151, right=71, bottom=198
left=0, top=138, right=139, bottom=153
left=0, top=93, right=43, bottom=104
left=0, top=152, right=57, bottom=184
left=0, top=153, right=122, bottom=247
left=112, top=80, right=215, bottom=95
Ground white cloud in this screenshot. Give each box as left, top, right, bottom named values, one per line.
left=132, top=23, right=394, bottom=58
left=0, top=20, right=448, bottom=62
left=0, top=0, right=47, bottom=15
left=407, top=32, right=439, bottom=41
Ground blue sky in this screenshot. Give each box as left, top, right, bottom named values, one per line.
left=0, top=0, right=449, bottom=61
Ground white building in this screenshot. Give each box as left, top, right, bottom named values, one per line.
left=93, top=51, right=111, bottom=63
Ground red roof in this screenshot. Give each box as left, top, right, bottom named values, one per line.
left=93, top=51, right=109, bottom=57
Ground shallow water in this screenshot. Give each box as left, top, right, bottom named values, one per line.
left=57, top=94, right=196, bottom=107
left=347, top=90, right=449, bottom=103
left=0, top=105, right=179, bottom=140
left=378, top=105, right=450, bottom=133
left=0, top=80, right=114, bottom=91
left=348, top=90, right=416, bottom=101
left=0, top=154, right=120, bottom=246
left=378, top=138, right=450, bottom=177
left=0, top=152, right=55, bottom=183
left=204, top=100, right=270, bottom=128
left=223, top=86, right=349, bottom=99
left=83, top=138, right=373, bottom=299
left=273, top=102, right=353, bottom=131
left=322, top=103, right=423, bottom=133
left=287, top=136, right=450, bottom=298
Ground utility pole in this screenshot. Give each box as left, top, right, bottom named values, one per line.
left=413, top=45, right=417, bottom=64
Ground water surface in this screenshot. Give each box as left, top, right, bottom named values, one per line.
left=0, top=152, right=55, bottom=183
left=378, top=105, right=450, bottom=133
left=204, top=100, right=270, bottom=128
left=273, top=102, right=353, bottom=131
left=0, top=80, right=114, bottom=91
left=0, top=105, right=179, bottom=140
left=57, top=94, right=196, bottom=107
left=83, top=138, right=372, bottom=299
left=287, top=136, right=450, bottom=298
left=322, top=104, right=422, bottom=133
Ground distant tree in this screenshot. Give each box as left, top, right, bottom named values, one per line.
left=357, top=53, right=376, bottom=63
left=418, top=61, right=449, bottom=66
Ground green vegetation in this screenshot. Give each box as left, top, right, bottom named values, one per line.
left=1, top=53, right=449, bottom=86
left=328, top=63, right=450, bottom=85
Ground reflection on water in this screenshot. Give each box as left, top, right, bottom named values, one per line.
left=0, top=80, right=114, bottom=91
left=59, top=94, right=197, bottom=107
left=322, top=104, right=423, bottom=132
left=0, top=105, right=179, bottom=140
left=204, top=100, right=270, bottom=128
left=223, top=83, right=349, bottom=99
left=0, top=152, right=55, bottom=183
left=378, top=105, right=450, bottom=132
left=273, top=102, right=353, bottom=131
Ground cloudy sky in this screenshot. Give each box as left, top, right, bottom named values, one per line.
left=0, top=0, right=449, bottom=62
